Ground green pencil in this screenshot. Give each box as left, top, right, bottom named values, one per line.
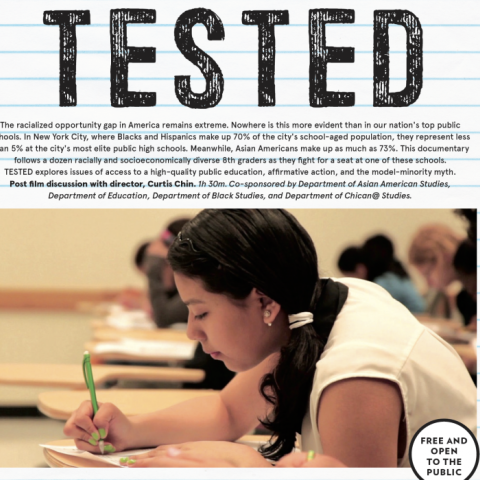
left=82, top=351, right=104, bottom=454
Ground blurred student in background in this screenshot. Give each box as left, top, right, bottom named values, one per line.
left=143, top=219, right=190, bottom=328
left=337, top=247, right=367, bottom=280
left=114, top=241, right=152, bottom=312
left=453, top=239, right=477, bottom=330
left=408, top=224, right=474, bottom=325
left=338, top=235, right=425, bottom=313
left=454, top=208, right=477, bottom=305
left=408, top=225, right=461, bottom=294
left=455, top=208, right=476, bottom=243
left=453, top=209, right=477, bottom=330
left=115, top=219, right=192, bottom=323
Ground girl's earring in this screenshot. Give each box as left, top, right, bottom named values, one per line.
left=264, top=310, right=272, bottom=326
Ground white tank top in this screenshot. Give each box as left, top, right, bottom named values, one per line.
left=301, top=278, right=476, bottom=467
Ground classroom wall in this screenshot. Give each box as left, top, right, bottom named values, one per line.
left=0, top=209, right=467, bottom=290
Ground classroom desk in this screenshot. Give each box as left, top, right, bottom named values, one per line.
left=92, top=327, right=192, bottom=343
left=38, top=389, right=214, bottom=420
left=90, top=318, right=110, bottom=329
left=0, top=364, right=204, bottom=389
left=84, top=340, right=195, bottom=364
left=43, top=435, right=271, bottom=468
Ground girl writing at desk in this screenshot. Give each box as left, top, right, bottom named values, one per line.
left=64, top=209, right=476, bottom=468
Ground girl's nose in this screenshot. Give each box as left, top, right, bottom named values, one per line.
left=186, top=317, right=207, bottom=342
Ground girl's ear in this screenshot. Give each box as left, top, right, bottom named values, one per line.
left=252, top=288, right=282, bottom=325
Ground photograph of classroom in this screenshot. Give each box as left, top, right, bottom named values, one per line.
left=0, top=208, right=476, bottom=468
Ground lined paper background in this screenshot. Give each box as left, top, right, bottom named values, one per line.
left=0, top=1, right=479, bottom=477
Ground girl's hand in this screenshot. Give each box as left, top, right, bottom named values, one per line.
left=122, top=441, right=272, bottom=468
left=276, top=451, right=346, bottom=468
left=64, top=401, right=134, bottom=453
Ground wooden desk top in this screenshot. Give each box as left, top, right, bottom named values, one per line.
left=38, top=389, right=215, bottom=420
left=44, top=436, right=271, bottom=468
left=92, top=327, right=192, bottom=343
left=90, top=318, right=109, bottom=329
left=0, top=363, right=204, bottom=389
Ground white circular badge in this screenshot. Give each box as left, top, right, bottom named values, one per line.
left=409, top=419, right=479, bottom=480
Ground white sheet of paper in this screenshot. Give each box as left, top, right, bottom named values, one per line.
left=93, top=338, right=196, bottom=359
left=105, top=310, right=156, bottom=330
left=40, top=444, right=155, bottom=468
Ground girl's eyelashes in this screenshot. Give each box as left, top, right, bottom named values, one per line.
left=194, top=312, right=208, bottom=320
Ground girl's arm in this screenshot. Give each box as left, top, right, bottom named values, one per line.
left=130, top=353, right=277, bottom=447
left=316, top=377, right=404, bottom=467
left=65, top=354, right=277, bottom=452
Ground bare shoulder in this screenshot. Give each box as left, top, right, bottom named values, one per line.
left=317, top=377, right=403, bottom=467
left=320, top=377, right=403, bottom=406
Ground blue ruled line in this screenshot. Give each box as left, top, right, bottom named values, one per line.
left=0, top=130, right=478, bottom=134
left=1, top=158, right=478, bottom=162
left=0, top=104, right=480, bottom=108
left=1, top=23, right=480, bottom=28
left=1, top=50, right=479, bottom=55
left=0, top=77, right=478, bottom=82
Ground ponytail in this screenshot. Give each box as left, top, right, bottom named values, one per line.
left=259, top=324, right=323, bottom=459
left=259, top=278, right=347, bottom=461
